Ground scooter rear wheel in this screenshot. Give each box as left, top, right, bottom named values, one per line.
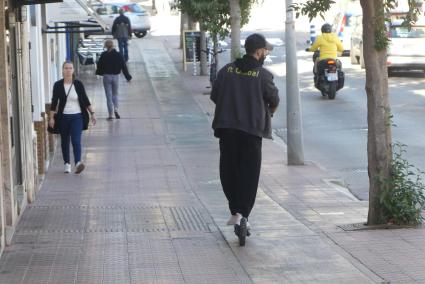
left=234, top=218, right=247, bottom=246
left=328, top=82, right=337, bottom=100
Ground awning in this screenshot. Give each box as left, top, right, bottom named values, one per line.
left=46, top=0, right=108, bottom=32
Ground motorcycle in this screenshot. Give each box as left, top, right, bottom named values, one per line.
left=306, top=50, right=345, bottom=99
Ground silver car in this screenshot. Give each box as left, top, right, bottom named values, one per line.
left=89, top=3, right=151, bottom=38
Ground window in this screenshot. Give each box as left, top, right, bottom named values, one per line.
left=128, top=4, right=145, bottom=13
left=390, top=26, right=425, bottom=38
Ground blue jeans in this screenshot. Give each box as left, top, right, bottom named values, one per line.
left=103, top=74, right=119, bottom=117
left=60, top=113, right=83, bottom=165
left=117, top=38, right=128, bottom=61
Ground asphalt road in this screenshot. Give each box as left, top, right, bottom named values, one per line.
left=269, top=49, right=425, bottom=201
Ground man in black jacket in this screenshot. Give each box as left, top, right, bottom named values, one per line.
left=112, top=9, right=132, bottom=62
left=211, top=33, right=279, bottom=245
left=96, top=39, right=132, bottom=120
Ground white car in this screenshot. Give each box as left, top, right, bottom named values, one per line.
left=387, top=19, right=425, bottom=74
left=88, top=3, right=151, bottom=38
left=351, top=17, right=425, bottom=75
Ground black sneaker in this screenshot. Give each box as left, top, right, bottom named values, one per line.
left=114, top=111, right=120, bottom=119
left=234, top=217, right=248, bottom=246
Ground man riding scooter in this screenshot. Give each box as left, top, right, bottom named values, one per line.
left=307, top=23, right=344, bottom=73
left=306, top=23, right=345, bottom=99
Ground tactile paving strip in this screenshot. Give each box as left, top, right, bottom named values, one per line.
left=164, top=206, right=210, bottom=232
left=15, top=205, right=210, bottom=233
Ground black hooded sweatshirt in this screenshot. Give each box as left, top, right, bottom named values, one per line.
left=210, top=55, right=279, bottom=139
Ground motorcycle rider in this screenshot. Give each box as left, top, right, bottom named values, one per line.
left=306, top=23, right=344, bottom=74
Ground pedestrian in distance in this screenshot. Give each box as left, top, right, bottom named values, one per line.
left=49, top=61, right=97, bottom=174
left=112, top=8, right=132, bottom=62
left=210, top=33, right=280, bottom=246
left=96, top=39, right=132, bottom=120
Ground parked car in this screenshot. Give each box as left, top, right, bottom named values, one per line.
left=387, top=19, right=425, bottom=74
left=351, top=16, right=425, bottom=74
left=86, top=3, right=151, bottom=38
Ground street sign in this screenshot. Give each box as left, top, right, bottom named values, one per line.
left=183, top=30, right=201, bottom=73
left=183, top=30, right=200, bottom=63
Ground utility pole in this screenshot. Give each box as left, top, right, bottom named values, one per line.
left=285, top=0, right=304, bottom=165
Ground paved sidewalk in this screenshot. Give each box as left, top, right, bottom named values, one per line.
left=164, top=36, right=425, bottom=284
left=0, top=36, right=423, bottom=283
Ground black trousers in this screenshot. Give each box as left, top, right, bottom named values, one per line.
left=219, top=129, right=262, bottom=218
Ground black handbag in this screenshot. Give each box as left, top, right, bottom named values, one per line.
left=47, top=82, right=74, bottom=134
left=47, top=113, right=61, bottom=134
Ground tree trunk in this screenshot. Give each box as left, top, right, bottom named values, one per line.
left=360, top=0, right=393, bottom=225
left=188, top=15, right=197, bottom=30
left=200, top=27, right=208, bottom=76
left=180, top=12, right=190, bottom=49
left=213, top=33, right=219, bottom=68
left=229, top=0, right=241, bottom=61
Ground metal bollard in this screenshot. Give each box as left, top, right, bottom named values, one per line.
left=309, top=24, right=316, bottom=44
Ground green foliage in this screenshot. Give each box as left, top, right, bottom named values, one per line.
left=178, top=0, right=230, bottom=40
left=378, top=143, right=425, bottom=225
left=385, top=0, right=423, bottom=26
left=240, top=0, right=256, bottom=26
left=375, top=1, right=390, bottom=51
left=177, top=0, right=256, bottom=41
left=290, top=0, right=335, bottom=22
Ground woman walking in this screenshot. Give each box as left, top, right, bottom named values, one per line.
left=49, top=61, right=96, bottom=174
left=96, top=39, right=132, bottom=120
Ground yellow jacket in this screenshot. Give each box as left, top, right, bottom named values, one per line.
left=308, top=33, right=344, bottom=60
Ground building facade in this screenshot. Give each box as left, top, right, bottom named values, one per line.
left=0, top=0, right=92, bottom=255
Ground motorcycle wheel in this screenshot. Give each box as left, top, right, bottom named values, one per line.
left=328, top=82, right=337, bottom=100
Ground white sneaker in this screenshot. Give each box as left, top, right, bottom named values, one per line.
left=64, top=163, right=71, bottom=173
left=226, top=213, right=242, bottom=226
left=75, top=162, right=85, bottom=174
